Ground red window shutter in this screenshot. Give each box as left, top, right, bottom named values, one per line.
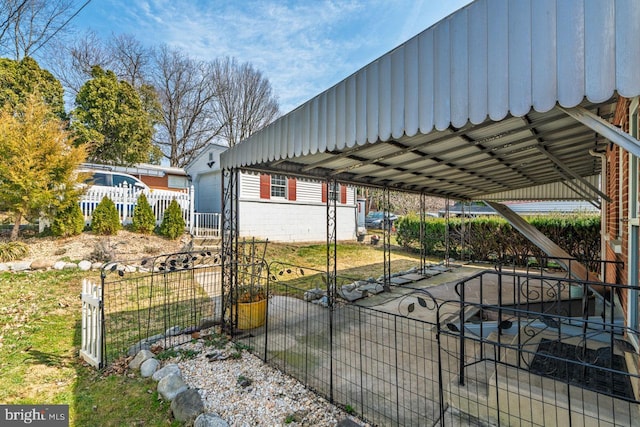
left=340, top=185, right=347, bottom=204
left=321, top=182, right=327, bottom=203
left=260, top=174, right=270, bottom=199
left=287, top=178, right=297, bottom=201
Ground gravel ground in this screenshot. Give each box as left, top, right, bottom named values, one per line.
left=170, top=337, right=369, bottom=427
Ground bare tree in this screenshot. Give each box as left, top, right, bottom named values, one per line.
left=212, top=57, right=279, bottom=147
left=108, top=33, right=153, bottom=88
left=48, top=30, right=113, bottom=98
left=47, top=31, right=279, bottom=167
left=0, top=0, right=82, bottom=59
left=152, top=45, right=223, bottom=167
left=50, top=31, right=153, bottom=100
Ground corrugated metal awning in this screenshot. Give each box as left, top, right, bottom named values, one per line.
left=221, top=0, right=640, bottom=201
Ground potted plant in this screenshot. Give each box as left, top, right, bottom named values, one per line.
left=230, top=283, right=268, bottom=329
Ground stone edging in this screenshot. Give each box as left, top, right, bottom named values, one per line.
left=0, top=259, right=150, bottom=273
left=129, top=349, right=228, bottom=426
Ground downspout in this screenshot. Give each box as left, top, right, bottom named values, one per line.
left=590, top=148, right=607, bottom=276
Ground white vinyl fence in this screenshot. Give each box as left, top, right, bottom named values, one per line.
left=192, top=212, right=221, bottom=237
left=80, top=279, right=102, bottom=369
left=79, top=184, right=195, bottom=230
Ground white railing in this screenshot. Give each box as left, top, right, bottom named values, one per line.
left=79, top=185, right=195, bottom=228
left=80, top=279, right=102, bottom=369
left=192, top=212, right=221, bottom=237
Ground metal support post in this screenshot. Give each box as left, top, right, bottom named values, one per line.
left=326, top=178, right=337, bottom=403
left=420, top=191, right=426, bottom=273
left=221, top=168, right=239, bottom=333
left=383, top=187, right=391, bottom=292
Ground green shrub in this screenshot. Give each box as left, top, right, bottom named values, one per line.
left=396, top=214, right=447, bottom=255
left=158, top=199, right=185, bottom=240
left=396, top=213, right=600, bottom=266
left=0, top=241, right=29, bottom=261
left=51, top=199, right=85, bottom=237
left=131, top=193, right=156, bottom=234
left=91, top=196, right=121, bottom=235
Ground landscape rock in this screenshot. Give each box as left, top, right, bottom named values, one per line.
left=170, top=389, right=204, bottom=423
left=11, top=261, right=32, bottom=271
left=30, top=259, right=54, bottom=270
left=0, top=263, right=8, bottom=272
left=53, top=261, right=66, bottom=270
left=122, top=264, right=137, bottom=273
left=304, top=288, right=325, bottom=302
left=165, top=326, right=181, bottom=336
left=152, top=363, right=181, bottom=381
left=91, top=262, right=104, bottom=270
left=158, top=373, right=188, bottom=401
left=339, top=288, right=367, bottom=302
left=194, top=413, right=229, bottom=427
left=312, top=295, right=329, bottom=307
left=63, top=262, right=78, bottom=270
left=341, top=282, right=357, bottom=292
left=147, top=333, right=165, bottom=344
left=140, top=358, right=160, bottom=377
left=127, top=341, right=151, bottom=357
left=129, top=349, right=155, bottom=370
left=357, top=282, right=385, bottom=295
left=78, top=260, right=92, bottom=271
left=199, top=316, right=221, bottom=330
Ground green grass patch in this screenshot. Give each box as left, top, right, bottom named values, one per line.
left=0, top=269, right=180, bottom=426
left=0, top=240, right=426, bottom=426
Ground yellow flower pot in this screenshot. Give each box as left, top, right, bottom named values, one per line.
left=232, top=298, right=267, bottom=330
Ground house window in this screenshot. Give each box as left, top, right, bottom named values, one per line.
left=168, top=175, right=188, bottom=189
left=328, top=182, right=339, bottom=201
left=322, top=182, right=348, bottom=204
left=271, top=175, right=287, bottom=198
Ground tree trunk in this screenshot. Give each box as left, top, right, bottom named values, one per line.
left=10, top=212, right=22, bottom=241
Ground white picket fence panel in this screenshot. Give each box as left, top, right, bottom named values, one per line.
left=80, top=279, right=103, bottom=368
left=79, top=185, right=195, bottom=229
left=192, top=212, right=221, bottom=237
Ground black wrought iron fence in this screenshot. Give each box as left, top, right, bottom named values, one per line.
left=94, top=251, right=640, bottom=425
left=99, top=251, right=222, bottom=365
left=232, top=260, right=640, bottom=426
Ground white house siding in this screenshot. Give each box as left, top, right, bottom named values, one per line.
left=296, top=180, right=320, bottom=203
left=238, top=200, right=356, bottom=242
left=188, top=158, right=357, bottom=241
left=239, top=173, right=260, bottom=199
left=237, top=172, right=357, bottom=242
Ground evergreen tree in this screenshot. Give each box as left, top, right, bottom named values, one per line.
left=91, top=196, right=121, bottom=235
left=0, top=57, right=65, bottom=118
left=158, top=199, right=185, bottom=240
left=131, top=193, right=156, bottom=234
left=0, top=95, right=85, bottom=240
left=72, top=66, right=155, bottom=165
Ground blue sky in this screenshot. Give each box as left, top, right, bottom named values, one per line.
left=73, top=0, right=472, bottom=114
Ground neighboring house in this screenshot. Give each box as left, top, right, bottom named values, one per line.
left=186, top=143, right=358, bottom=242
left=185, top=143, right=227, bottom=214
left=81, top=162, right=190, bottom=191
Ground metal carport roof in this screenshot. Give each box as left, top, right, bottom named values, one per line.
left=221, top=0, right=640, bottom=202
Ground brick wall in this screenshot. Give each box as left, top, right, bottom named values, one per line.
left=139, top=175, right=169, bottom=189
left=605, top=97, right=640, bottom=317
